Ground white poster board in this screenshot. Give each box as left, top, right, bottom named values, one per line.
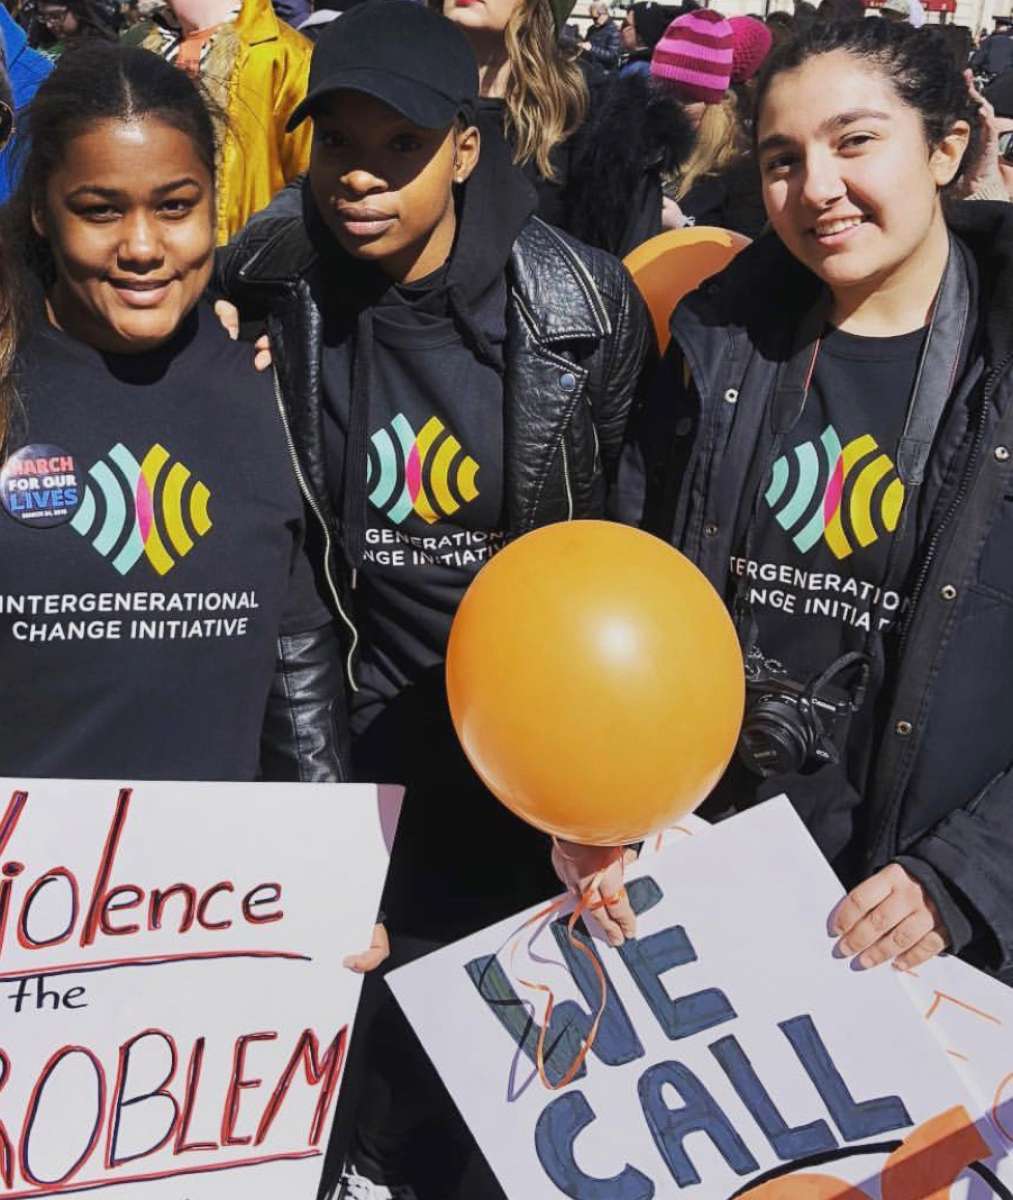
left=391, top=798, right=1009, bottom=1199
left=901, top=954, right=1013, bottom=1190
left=0, top=776, right=389, bottom=1199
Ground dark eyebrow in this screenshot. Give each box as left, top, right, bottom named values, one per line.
left=66, top=177, right=203, bottom=201
left=821, top=108, right=891, bottom=132
left=756, top=132, right=794, bottom=157
left=757, top=109, right=891, bottom=157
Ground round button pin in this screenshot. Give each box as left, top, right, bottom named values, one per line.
left=1, top=444, right=84, bottom=529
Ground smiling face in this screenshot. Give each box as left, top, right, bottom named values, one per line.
left=34, top=117, right=215, bottom=355
left=443, top=0, right=522, bottom=34
left=309, top=90, right=479, bottom=284
left=756, top=50, right=969, bottom=307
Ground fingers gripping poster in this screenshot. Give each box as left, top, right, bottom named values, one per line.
left=0, top=777, right=390, bottom=1200
left=390, top=799, right=1013, bottom=1199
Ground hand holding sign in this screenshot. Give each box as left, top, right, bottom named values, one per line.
left=831, top=861, right=949, bottom=971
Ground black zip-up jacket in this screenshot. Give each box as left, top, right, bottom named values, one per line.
left=619, top=202, right=1013, bottom=982
left=218, top=207, right=652, bottom=718
left=583, top=19, right=622, bottom=69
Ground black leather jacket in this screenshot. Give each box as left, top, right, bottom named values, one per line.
left=219, top=212, right=653, bottom=701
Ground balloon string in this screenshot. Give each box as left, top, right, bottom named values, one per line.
left=510, top=847, right=624, bottom=1092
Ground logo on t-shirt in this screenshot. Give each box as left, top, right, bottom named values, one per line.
left=70, top=442, right=213, bottom=577
left=765, top=424, right=904, bottom=560
left=367, top=413, right=480, bottom=527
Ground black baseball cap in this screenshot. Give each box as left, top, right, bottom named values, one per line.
left=286, top=0, right=479, bottom=132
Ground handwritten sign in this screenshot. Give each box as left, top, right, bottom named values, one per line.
left=899, top=955, right=1013, bottom=1191
left=0, top=777, right=390, bottom=1199
left=390, top=798, right=1008, bottom=1199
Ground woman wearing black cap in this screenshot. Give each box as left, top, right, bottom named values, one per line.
left=218, top=3, right=652, bottom=1197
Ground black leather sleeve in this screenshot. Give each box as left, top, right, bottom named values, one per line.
left=260, top=622, right=351, bottom=784
left=591, top=253, right=657, bottom=482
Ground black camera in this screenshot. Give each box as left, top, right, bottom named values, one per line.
left=737, top=646, right=868, bottom=779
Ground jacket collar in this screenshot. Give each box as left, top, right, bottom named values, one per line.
left=236, top=212, right=613, bottom=344
left=235, top=0, right=280, bottom=47
left=685, top=202, right=1013, bottom=369
left=0, top=5, right=29, bottom=67
left=507, top=217, right=612, bottom=343
left=235, top=215, right=319, bottom=289
left=945, top=200, right=1013, bottom=365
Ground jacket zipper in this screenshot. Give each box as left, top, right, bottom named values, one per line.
left=271, top=370, right=360, bottom=693
left=897, top=354, right=1011, bottom=660
left=561, top=440, right=574, bottom=520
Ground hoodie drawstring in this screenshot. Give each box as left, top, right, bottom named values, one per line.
left=341, top=307, right=374, bottom=570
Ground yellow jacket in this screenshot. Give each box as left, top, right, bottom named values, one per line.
left=133, top=0, right=312, bottom=244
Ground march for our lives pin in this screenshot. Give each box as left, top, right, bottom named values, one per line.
left=1, top=444, right=82, bottom=528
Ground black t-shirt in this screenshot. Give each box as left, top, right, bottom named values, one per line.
left=0, top=303, right=327, bottom=781
left=732, top=324, right=927, bottom=686
left=319, top=267, right=507, bottom=736
left=708, top=325, right=929, bottom=858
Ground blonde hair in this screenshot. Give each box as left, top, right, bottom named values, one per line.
left=674, top=92, right=746, bottom=201
left=503, top=0, right=588, bottom=181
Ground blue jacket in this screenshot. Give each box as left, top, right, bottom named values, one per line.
left=0, top=6, right=53, bottom=202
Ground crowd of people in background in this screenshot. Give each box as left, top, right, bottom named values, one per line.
left=2, top=0, right=1013, bottom=1198
left=3, top=0, right=1012, bottom=232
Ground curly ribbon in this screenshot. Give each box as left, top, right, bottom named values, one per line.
left=509, top=846, right=625, bottom=1092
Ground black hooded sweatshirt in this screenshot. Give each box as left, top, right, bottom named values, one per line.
left=310, top=131, right=537, bottom=741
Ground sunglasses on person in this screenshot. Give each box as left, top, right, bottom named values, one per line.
left=999, top=129, right=1013, bottom=165
left=36, top=5, right=70, bottom=25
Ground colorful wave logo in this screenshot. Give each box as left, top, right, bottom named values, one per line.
left=765, top=425, right=904, bottom=560
left=70, top=443, right=212, bottom=576
left=367, top=414, right=479, bottom=527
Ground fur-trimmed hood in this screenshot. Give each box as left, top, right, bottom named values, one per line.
left=564, top=71, right=695, bottom=257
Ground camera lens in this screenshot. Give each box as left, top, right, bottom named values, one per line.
left=738, top=696, right=811, bottom=778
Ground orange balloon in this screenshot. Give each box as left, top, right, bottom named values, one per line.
left=446, top=521, right=745, bottom=846
left=624, top=226, right=751, bottom=353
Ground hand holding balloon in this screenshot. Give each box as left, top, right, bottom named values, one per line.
left=552, top=841, right=639, bottom=946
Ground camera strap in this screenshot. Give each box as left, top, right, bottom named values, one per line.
left=733, top=235, right=973, bottom=672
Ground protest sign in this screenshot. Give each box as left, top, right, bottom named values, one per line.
left=901, top=955, right=1013, bottom=1190
left=0, top=776, right=389, bottom=1199
left=390, top=798, right=1008, bottom=1199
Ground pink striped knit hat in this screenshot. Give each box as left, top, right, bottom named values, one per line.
left=651, top=8, right=734, bottom=107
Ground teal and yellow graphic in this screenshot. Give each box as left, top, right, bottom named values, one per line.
left=70, top=443, right=212, bottom=576
left=765, top=425, right=904, bottom=560
left=367, top=414, right=480, bottom=526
